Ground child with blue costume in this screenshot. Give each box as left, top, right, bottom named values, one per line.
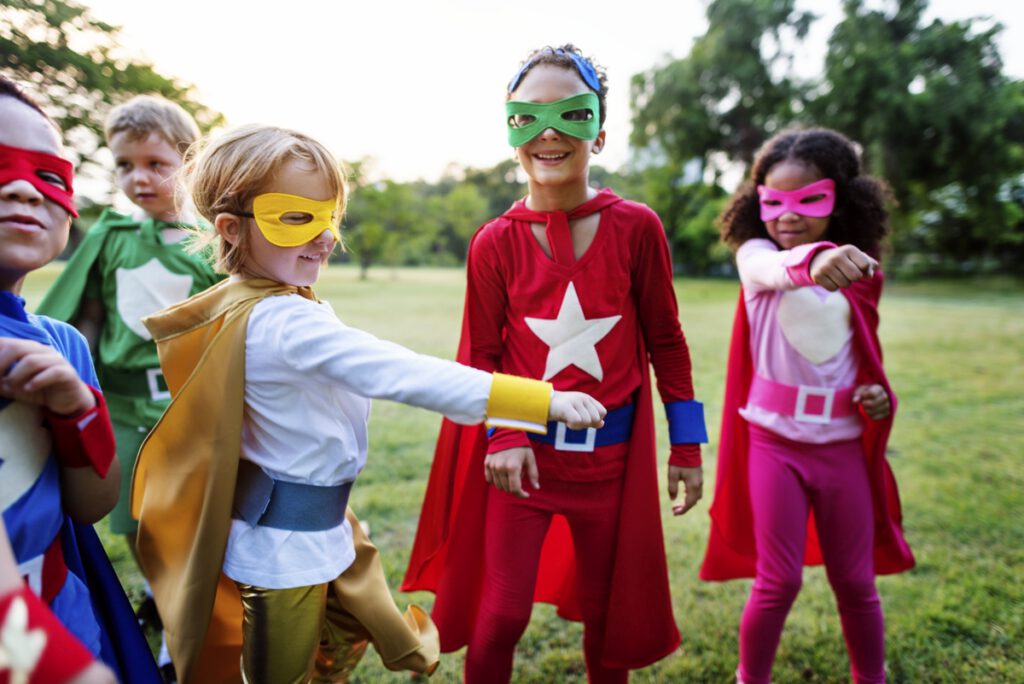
left=0, top=75, right=159, bottom=683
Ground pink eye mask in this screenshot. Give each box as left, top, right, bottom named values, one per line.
left=757, top=178, right=835, bottom=221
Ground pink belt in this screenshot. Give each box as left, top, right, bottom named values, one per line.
left=748, top=374, right=856, bottom=424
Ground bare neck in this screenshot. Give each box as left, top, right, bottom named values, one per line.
left=525, top=180, right=597, bottom=213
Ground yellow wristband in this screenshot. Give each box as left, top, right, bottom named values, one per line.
left=485, top=372, right=552, bottom=434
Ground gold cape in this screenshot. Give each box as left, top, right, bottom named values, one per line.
left=131, top=278, right=439, bottom=683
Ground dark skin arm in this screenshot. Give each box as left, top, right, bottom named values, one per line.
left=72, top=297, right=105, bottom=352
left=0, top=337, right=120, bottom=523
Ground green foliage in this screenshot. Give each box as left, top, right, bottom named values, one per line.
left=0, top=0, right=222, bottom=168
left=630, top=0, right=815, bottom=173
left=629, top=0, right=1024, bottom=276
left=814, top=0, right=1024, bottom=274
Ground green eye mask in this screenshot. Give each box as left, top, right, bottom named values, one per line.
left=506, top=92, right=600, bottom=147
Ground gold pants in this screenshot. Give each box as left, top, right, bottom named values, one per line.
left=236, top=580, right=369, bottom=684
left=234, top=513, right=438, bottom=683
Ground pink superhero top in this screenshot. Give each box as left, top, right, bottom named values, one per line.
left=736, top=238, right=863, bottom=443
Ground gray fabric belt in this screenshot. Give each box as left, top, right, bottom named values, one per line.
left=231, top=459, right=352, bottom=531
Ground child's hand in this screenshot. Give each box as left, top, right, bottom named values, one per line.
left=810, top=245, right=878, bottom=291
left=0, top=338, right=95, bottom=416
left=668, top=466, right=704, bottom=516
left=549, top=391, right=606, bottom=430
left=485, top=447, right=538, bottom=498
left=853, top=384, right=891, bottom=420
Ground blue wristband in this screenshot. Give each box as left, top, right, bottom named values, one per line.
left=665, top=400, right=708, bottom=444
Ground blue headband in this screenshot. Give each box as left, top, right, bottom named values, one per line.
left=507, top=48, right=602, bottom=94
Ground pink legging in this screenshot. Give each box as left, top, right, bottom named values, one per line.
left=739, top=425, right=885, bottom=684
left=465, top=477, right=629, bottom=684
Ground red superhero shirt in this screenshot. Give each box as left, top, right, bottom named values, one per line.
left=700, top=272, right=915, bottom=581
left=403, top=189, right=699, bottom=669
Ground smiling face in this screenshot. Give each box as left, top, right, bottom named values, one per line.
left=109, top=131, right=183, bottom=222
left=762, top=159, right=832, bottom=250
left=509, top=63, right=605, bottom=205
left=0, top=97, right=73, bottom=293
left=227, top=158, right=338, bottom=287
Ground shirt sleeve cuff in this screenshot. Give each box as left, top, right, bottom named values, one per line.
left=487, top=427, right=532, bottom=454
left=783, top=241, right=837, bottom=287
left=44, top=385, right=116, bottom=478
left=0, top=585, right=96, bottom=683
left=485, top=372, right=552, bottom=434
left=665, top=399, right=708, bottom=444
left=669, top=443, right=702, bottom=468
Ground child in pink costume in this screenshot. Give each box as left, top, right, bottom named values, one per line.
left=701, top=128, right=914, bottom=684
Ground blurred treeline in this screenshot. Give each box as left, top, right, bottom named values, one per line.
left=4, top=0, right=1022, bottom=277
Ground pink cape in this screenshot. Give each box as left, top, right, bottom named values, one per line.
left=700, top=274, right=915, bottom=580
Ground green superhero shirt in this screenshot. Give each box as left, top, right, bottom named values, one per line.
left=38, top=208, right=223, bottom=427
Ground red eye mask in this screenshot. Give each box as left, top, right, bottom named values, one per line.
left=757, top=178, right=835, bottom=222
left=0, top=143, right=78, bottom=217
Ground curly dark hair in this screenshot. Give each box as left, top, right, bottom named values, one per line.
left=506, top=43, right=609, bottom=126
left=718, top=127, right=892, bottom=255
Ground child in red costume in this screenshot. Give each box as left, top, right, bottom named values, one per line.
left=701, top=128, right=915, bottom=684
left=403, top=44, right=708, bottom=683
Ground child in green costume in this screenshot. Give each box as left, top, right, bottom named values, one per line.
left=36, top=95, right=222, bottom=670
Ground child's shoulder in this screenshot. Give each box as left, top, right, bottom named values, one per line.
left=75, top=207, right=141, bottom=244
left=27, top=313, right=91, bottom=361
left=609, top=194, right=661, bottom=226
left=91, top=206, right=140, bottom=230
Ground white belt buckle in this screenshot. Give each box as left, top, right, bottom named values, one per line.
left=554, top=423, right=597, bottom=452
left=795, top=385, right=834, bottom=424
left=146, top=367, right=171, bottom=401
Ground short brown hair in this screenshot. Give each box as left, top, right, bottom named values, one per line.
left=105, top=95, right=200, bottom=156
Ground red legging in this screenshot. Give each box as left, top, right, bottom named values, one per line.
left=739, top=425, right=885, bottom=684
left=465, top=477, right=629, bottom=684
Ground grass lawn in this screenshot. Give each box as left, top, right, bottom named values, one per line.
left=20, top=265, right=1023, bottom=683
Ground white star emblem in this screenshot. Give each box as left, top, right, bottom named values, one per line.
left=525, top=283, right=621, bottom=381
left=0, top=595, right=47, bottom=684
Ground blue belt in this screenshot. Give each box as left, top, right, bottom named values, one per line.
left=232, top=459, right=352, bottom=532
left=528, top=403, right=634, bottom=452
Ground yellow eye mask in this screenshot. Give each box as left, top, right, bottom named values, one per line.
left=243, top=192, right=341, bottom=247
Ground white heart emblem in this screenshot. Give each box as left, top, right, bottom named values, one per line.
left=776, top=288, right=851, bottom=364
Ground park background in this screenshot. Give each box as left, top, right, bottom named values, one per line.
left=4, top=0, right=1023, bottom=681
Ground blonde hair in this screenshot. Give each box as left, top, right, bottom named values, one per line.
left=105, top=95, right=200, bottom=154
left=183, top=124, right=348, bottom=275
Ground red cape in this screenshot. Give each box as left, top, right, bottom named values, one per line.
left=403, top=206, right=681, bottom=669
left=700, top=274, right=915, bottom=580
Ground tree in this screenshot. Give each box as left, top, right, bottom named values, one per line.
left=630, top=0, right=816, bottom=179
left=342, top=170, right=422, bottom=279
left=425, top=183, right=490, bottom=263
left=1, top=0, right=222, bottom=171
left=815, top=0, right=1024, bottom=272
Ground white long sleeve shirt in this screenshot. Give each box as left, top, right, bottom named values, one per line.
left=223, top=293, right=492, bottom=588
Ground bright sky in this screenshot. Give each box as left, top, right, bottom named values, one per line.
left=82, top=0, right=1023, bottom=182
